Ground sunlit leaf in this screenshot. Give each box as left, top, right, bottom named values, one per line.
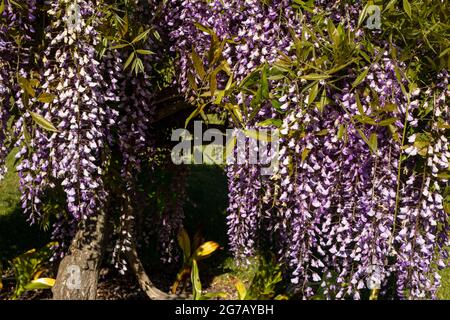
left=24, top=278, right=55, bottom=290
left=30, top=112, right=59, bottom=132
left=235, top=279, right=247, bottom=300
left=123, top=51, right=135, bottom=70
left=191, top=259, right=202, bottom=300
left=403, top=0, right=412, bottom=19
left=37, top=93, right=56, bottom=104
left=193, top=241, right=219, bottom=260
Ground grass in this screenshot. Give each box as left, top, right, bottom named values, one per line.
left=437, top=264, right=450, bottom=300
left=0, top=151, right=20, bottom=217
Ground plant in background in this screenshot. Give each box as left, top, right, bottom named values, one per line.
left=9, top=242, right=56, bottom=299
left=234, top=255, right=286, bottom=300
left=171, top=228, right=219, bottom=298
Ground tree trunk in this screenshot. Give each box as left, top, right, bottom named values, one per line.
left=52, top=209, right=109, bottom=300
left=124, top=189, right=189, bottom=300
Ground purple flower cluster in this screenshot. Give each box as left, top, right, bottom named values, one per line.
left=164, top=0, right=450, bottom=299
left=0, top=0, right=37, bottom=180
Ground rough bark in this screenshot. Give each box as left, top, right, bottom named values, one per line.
left=52, top=209, right=109, bottom=300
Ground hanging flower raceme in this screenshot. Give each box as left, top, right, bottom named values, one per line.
left=163, top=0, right=449, bottom=300
left=395, top=70, right=450, bottom=299
left=0, top=0, right=37, bottom=180
left=9, top=1, right=122, bottom=256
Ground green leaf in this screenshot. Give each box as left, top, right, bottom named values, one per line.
left=131, top=29, right=151, bottom=44
left=224, top=135, right=236, bottom=160
left=194, top=22, right=213, bottom=35
left=177, top=228, right=191, bottom=260
left=358, top=3, right=371, bottom=28
left=134, top=57, right=144, bottom=75
left=301, top=148, right=311, bottom=163
left=403, top=0, right=412, bottom=19
left=300, top=73, right=330, bottom=81
left=110, top=43, right=129, bottom=50
left=24, top=278, right=55, bottom=290
left=394, top=66, right=408, bottom=97
left=384, top=103, right=398, bottom=112
left=271, top=99, right=282, bottom=111
left=308, top=82, right=319, bottom=106
left=18, top=77, right=35, bottom=97
left=30, top=112, right=59, bottom=132
left=261, top=64, right=269, bottom=99
left=191, top=49, right=206, bottom=80
left=337, top=124, right=346, bottom=140
left=136, top=49, right=155, bottom=55
left=352, top=68, right=369, bottom=88
left=185, top=107, right=201, bottom=128
left=368, top=133, right=378, bottom=153
left=123, top=51, right=135, bottom=70
left=437, top=172, right=450, bottom=180
left=317, top=88, right=328, bottom=113
left=187, top=71, right=198, bottom=90
left=354, top=115, right=377, bottom=125
left=257, top=119, right=282, bottom=128
left=439, top=47, right=450, bottom=58
left=23, top=122, right=31, bottom=146
left=356, top=129, right=374, bottom=154
left=235, top=279, right=247, bottom=300
left=37, top=93, right=56, bottom=104
left=384, top=0, right=398, bottom=12
left=214, top=90, right=225, bottom=104
left=191, top=260, right=202, bottom=300
left=0, top=0, right=5, bottom=15
left=316, top=129, right=329, bottom=136
left=209, top=71, right=217, bottom=98
left=355, top=92, right=365, bottom=115
left=378, top=118, right=398, bottom=126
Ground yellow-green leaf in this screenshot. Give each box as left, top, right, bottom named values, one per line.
left=136, top=49, right=155, bottom=55
left=403, top=0, right=412, bottom=19
left=257, top=119, right=282, bottom=128
left=337, top=124, right=346, bottom=140
left=191, top=49, right=206, bottom=80
left=308, top=82, right=319, bottom=106
left=110, top=43, right=129, bottom=50
left=30, top=112, right=59, bottom=132
left=378, top=117, right=398, bottom=126
left=193, top=241, right=219, bottom=260
left=24, top=278, right=55, bottom=290
left=301, top=148, right=311, bottom=163
left=368, top=133, right=378, bottom=153
left=177, top=228, right=191, bottom=260
left=38, top=93, right=56, bottom=104
left=187, top=71, right=198, bottom=90
left=131, top=29, right=151, bottom=44
left=300, top=73, right=330, bottom=81
left=235, top=279, right=247, bottom=300
left=352, top=68, right=369, bottom=88
left=123, top=51, right=135, bottom=70
left=18, top=77, right=35, bottom=97
left=191, top=259, right=202, bottom=300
